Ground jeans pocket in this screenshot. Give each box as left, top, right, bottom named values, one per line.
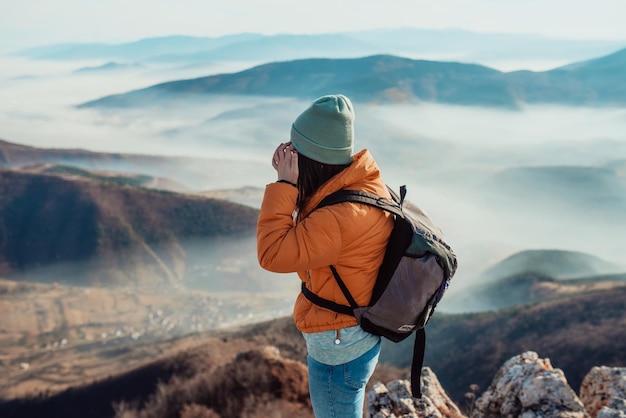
left=343, top=341, right=381, bottom=390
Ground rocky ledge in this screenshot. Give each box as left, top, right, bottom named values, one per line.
left=368, top=351, right=626, bottom=418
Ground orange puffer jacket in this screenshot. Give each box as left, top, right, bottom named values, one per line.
left=257, top=149, right=394, bottom=333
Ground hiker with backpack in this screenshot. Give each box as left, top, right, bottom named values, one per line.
left=257, top=94, right=394, bottom=417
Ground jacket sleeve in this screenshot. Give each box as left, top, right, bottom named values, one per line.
left=257, top=182, right=342, bottom=274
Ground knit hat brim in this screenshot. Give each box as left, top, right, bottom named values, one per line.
left=291, top=124, right=354, bottom=165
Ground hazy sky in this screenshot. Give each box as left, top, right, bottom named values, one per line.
left=2, top=0, right=626, bottom=52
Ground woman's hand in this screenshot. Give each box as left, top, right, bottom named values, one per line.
left=272, top=142, right=298, bottom=185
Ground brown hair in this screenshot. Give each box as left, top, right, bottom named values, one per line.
left=296, top=153, right=350, bottom=214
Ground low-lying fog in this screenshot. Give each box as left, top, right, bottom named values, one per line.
left=2, top=55, right=625, bottom=314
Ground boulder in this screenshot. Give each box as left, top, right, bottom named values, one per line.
left=366, top=367, right=466, bottom=418
left=580, top=366, right=626, bottom=418
left=471, top=351, right=588, bottom=418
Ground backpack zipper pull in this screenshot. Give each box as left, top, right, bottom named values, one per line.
left=334, top=329, right=341, bottom=345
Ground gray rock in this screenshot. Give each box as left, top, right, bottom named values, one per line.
left=365, top=353, right=625, bottom=418
left=366, top=367, right=466, bottom=418
left=580, top=366, right=626, bottom=418
left=471, top=351, right=588, bottom=418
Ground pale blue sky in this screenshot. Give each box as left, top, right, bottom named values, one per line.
left=2, top=0, right=626, bottom=52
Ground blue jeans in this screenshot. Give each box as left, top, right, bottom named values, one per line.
left=307, top=339, right=381, bottom=418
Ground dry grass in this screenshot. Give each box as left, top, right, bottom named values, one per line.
left=113, top=346, right=313, bottom=418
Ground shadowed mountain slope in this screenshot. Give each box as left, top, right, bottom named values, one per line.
left=0, top=169, right=258, bottom=285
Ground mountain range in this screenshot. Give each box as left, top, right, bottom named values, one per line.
left=12, top=34, right=263, bottom=61
left=77, top=49, right=626, bottom=109
left=13, top=30, right=625, bottom=67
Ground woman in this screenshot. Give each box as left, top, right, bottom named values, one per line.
left=257, top=94, right=394, bottom=417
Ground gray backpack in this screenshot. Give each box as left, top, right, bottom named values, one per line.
left=301, top=185, right=457, bottom=398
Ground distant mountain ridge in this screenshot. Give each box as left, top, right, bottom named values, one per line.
left=442, top=249, right=626, bottom=313
left=0, top=138, right=204, bottom=181
left=78, top=51, right=626, bottom=109
left=0, top=138, right=263, bottom=190
left=16, top=163, right=190, bottom=193
left=73, top=61, right=145, bottom=73
left=13, top=34, right=265, bottom=61
left=13, top=30, right=625, bottom=67
left=481, top=249, right=623, bottom=281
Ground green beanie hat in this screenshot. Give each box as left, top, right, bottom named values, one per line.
left=290, top=94, right=354, bottom=165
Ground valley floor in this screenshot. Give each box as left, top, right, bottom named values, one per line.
left=0, top=278, right=294, bottom=399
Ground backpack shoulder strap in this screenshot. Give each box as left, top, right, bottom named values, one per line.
left=316, top=188, right=404, bottom=219
left=304, top=188, right=405, bottom=316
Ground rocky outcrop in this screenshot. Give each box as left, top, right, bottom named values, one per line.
left=580, top=366, right=626, bottom=418
left=367, top=352, right=626, bottom=418
left=366, top=367, right=465, bottom=418
left=471, top=351, right=587, bottom=417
